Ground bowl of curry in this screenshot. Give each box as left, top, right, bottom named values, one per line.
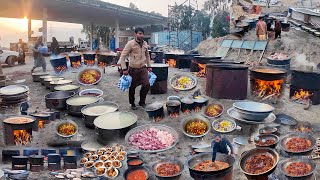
left=279, top=133, right=316, bottom=154
left=279, top=157, right=316, bottom=178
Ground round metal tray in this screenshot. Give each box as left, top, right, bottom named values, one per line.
left=227, top=108, right=275, bottom=124
left=125, top=124, right=179, bottom=153
left=0, top=85, right=29, bottom=96
left=170, top=75, right=197, bottom=91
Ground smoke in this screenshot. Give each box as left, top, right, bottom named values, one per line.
left=294, top=53, right=317, bottom=69
left=165, top=49, right=185, bottom=55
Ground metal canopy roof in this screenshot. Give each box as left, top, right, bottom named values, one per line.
left=0, top=0, right=167, bottom=27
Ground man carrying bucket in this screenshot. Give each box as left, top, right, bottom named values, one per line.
left=120, top=28, right=152, bottom=110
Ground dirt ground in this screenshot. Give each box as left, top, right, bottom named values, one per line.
left=0, top=55, right=319, bottom=179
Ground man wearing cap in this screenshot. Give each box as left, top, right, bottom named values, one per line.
left=120, top=27, right=152, bottom=110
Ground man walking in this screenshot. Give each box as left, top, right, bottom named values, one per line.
left=120, top=28, right=152, bottom=110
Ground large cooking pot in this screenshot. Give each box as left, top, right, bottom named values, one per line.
left=44, top=77, right=65, bottom=89
left=250, top=67, right=287, bottom=81
left=279, top=157, right=317, bottom=179
left=83, top=52, right=96, bottom=66
left=166, top=100, right=181, bottom=115
left=97, top=52, right=115, bottom=65
left=180, top=98, right=195, bottom=112
left=50, top=56, right=68, bottom=73
left=279, top=133, right=316, bottom=155
left=94, top=112, right=137, bottom=144
left=40, top=75, right=58, bottom=85
left=239, top=148, right=279, bottom=180
left=32, top=72, right=49, bottom=82
left=145, top=102, right=165, bottom=119
left=69, top=53, right=82, bottom=68
left=194, top=96, right=209, bottom=109
left=44, top=91, right=75, bottom=110
left=54, top=84, right=80, bottom=94
left=81, top=101, right=119, bottom=128
left=187, top=153, right=235, bottom=180
left=150, top=158, right=185, bottom=179
left=150, top=64, right=169, bottom=81
left=66, top=96, right=101, bottom=116
left=50, top=80, right=73, bottom=91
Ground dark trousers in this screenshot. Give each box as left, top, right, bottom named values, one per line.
left=128, top=67, right=150, bottom=105
left=275, top=31, right=281, bottom=39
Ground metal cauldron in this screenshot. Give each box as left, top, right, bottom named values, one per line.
left=239, top=148, right=279, bottom=180
left=279, top=157, right=317, bottom=179
left=81, top=101, right=119, bottom=128
left=145, top=102, right=165, bottom=119
left=32, top=72, right=49, bottom=82
left=279, top=133, right=316, bottom=155
left=187, top=153, right=235, bottom=180
left=150, top=158, right=185, bottom=179
left=254, top=134, right=279, bottom=148
left=66, top=96, right=101, bottom=117
left=44, top=91, right=75, bottom=110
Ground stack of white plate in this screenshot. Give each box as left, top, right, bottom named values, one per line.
left=0, top=85, right=29, bottom=105
left=231, top=101, right=274, bottom=122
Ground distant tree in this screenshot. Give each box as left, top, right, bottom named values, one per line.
left=211, top=10, right=230, bottom=38
left=150, top=11, right=162, bottom=16
left=81, top=25, right=113, bottom=46
left=129, top=2, right=139, bottom=10
left=194, top=10, right=211, bottom=39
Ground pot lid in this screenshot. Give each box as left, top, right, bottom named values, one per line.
left=193, top=96, right=209, bottom=103
left=166, top=100, right=181, bottom=106
left=50, top=55, right=66, bottom=60
left=93, top=112, right=137, bottom=130
left=82, top=104, right=118, bottom=116
left=32, top=72, right=49, bottom=76
left=68, top=53, right=81, bottom=57
left=50, top=80, right=72, bottom=85
left=54, top=84, right=79, bottom=91
left=0, top=85, right=29, bottom=96
left=4, top=116, right=34, bottom=125
left=150, top=64, right=169, bottom=68
left=83, top=51, right=96, bottom=55
left=31, top=112, right=51, bottom=118
left=66, top=96, right=100, bottom=106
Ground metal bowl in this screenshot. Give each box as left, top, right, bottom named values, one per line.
left=181, top=115, right=211, bottom=138
left=125, top=124, right=179, bottom=153
left=254, top=134, right=279, bottom=148
left=79, top=89, right=103, bottom=97
left=123, top=166, right=150, bottom=180
left=234, top=109, right=271, bottom=121
left=233, top=101, right=274, bottom=113
left=239, top=148, right=279, bottom=177
left=77, top=67, right=102, bottom=86
left=279, top=157, right=317, bottom=178
left=187, top=153, right=235, bottom=176
left=55, top=120, right=78, bottom=138
left=279, top=133, right=316, bottom=154
left=259, top=126, right=278, bottom=135
left=170, top=75, right=197, bottom=91
left=212, top=119, right=237, bottom=134
left=202, top=103, right=224, bottom=119
left=32, top=72, right=49, bottom=82
left=150, top=158, right=185, bottom=178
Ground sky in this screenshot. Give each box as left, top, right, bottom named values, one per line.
left=0, top=0, right=205, bottom=48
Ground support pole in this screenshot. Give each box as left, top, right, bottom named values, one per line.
left=90, top=23, right=94, bottom=50
left=28, top=18, right=32, bottom=42
left=115, top=19, right=120, bottom=49
left=42, top=8, right=48, bottom=45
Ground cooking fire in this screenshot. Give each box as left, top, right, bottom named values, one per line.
left=291, top=89, right=313, bottom=104
left=98, top=61, right=107, bottom=68
left=169, top=112, right=179, bottom=118
left=13, top=130, right=31, bottom=146
left=85, top=60, right=95, bottom=66
left=38, top=120, right=45, bottom=129
left=167, top=59, right=176, bottom=68
left=71, top=61, right=82, bottom=68
left=55, top=65, right=67, bottom=72
left=153, top=116, right=163, bottom=122
left=252, top=79, right=284, bottom=99
left=183, top=109, right=191, bottom=115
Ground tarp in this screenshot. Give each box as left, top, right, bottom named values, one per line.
left=310, top=15, right=320, bottom=28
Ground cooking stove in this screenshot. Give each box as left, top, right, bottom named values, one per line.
left=2, top=150, right=20, bottom=162
left=12, top=156, right=28, bottom=170
left=29, top=155, right=44, bottom=172
left=290, top=70, right=320, bottom=105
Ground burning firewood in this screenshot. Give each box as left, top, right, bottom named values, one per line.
left=262, top=93, right=276, bottom=100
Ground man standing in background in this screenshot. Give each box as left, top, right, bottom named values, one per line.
left=16, top=39, right=27, bottom=65
left=256, top=17, right=267, bottom=40
left=120, top=28, right=152, bottom=110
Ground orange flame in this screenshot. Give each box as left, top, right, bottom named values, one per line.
left=13, top=130, right=31, bottom=145
left=55, top=65, right=67, bottom=72
left=38, top=120, right=45, bottom=129
left=197, top=63, right=206, bottom=77
left=253, top=79, right=284, bottom=98
left=293, top=89, right=313, bottom=101
left=183, top=109, right=191, bottom=115
left=71, top=61, right=82, bottom=68
left=194, top=107, right=202, bottom=112
left=167, top=59, right=176, bottom=68
left=153, top=116, right=163, bottom=122
left=169, top=112, right=179, bottom=118
left=295, top=125, right=312, bottom=133
left=98, top=61, right=107, bottom=68
left=85, top=60, right=95, bottom=66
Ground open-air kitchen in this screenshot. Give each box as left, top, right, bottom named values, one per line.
left=1, top=1, right=320, bottom=180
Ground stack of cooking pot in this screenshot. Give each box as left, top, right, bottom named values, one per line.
left=232, top=101, right=274, bottom=121
left=0, top=85, right=29, bottom=105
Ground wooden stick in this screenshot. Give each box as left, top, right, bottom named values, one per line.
left=262, top=93, right=275, bottom=100
left=304, top=99, right=311, bottom=110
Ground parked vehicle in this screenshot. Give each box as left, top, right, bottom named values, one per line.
left=0, top=49, right=19, bottom=66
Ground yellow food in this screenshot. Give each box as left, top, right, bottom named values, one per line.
left=58, top=123, right=76, bottom=136
left=185, top=119, right=208, bottom=135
